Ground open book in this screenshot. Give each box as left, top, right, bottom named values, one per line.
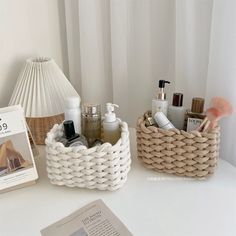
left=41, top=200, right=133, bottom=236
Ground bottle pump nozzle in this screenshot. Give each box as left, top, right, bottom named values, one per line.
left=105, top=103, right=119, bottom=122
left=157, top=80, right=170, bottom=100
left=159, top=80, right=170, bottom=88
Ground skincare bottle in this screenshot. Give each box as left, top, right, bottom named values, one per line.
left=184, top=97, right=206, bottom=132
left=154, top=112, right=175, bottom=130
left=64, top=96, right=81, bottom=134
left=152, top=80, right=170, bottom=118
left=102, top=103, right=121, bottom=145
left=82, top=103, right=101, bottom=147
left=63, top=120, right=88, bottom=147
left=168, top=93, right=185, bottom=130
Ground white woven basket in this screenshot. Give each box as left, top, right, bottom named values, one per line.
left=45, top=121, right=131, bottom=191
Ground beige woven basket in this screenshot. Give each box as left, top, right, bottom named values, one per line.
left=45, top=120, right=131, bottom=191
left=26, top=114, right=64, bottom=145
left=137, top=111, right=220, bottom=178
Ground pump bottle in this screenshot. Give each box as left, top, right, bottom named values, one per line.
left=102, top=103, right=120, bottom=145
left=152, top=80, right=170, bottom=118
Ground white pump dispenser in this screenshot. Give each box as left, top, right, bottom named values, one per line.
left=102, top=103, right=121, bottom=145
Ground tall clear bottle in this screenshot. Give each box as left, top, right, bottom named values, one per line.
left=168, top=93, right=185, bottom=130
left=102, top=103, right=120, bottom=145
left=81, top=103, right=101, bottom=147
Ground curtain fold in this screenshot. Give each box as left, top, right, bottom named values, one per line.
left=206, top=0, right=236, bottom=165
left=64, top=0, right=236, bottom=165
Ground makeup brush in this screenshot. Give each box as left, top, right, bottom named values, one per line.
left=197, top=97, right=233, bottom=132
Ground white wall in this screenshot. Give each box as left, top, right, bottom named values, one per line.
left=0, top=0, right=68, bottom=107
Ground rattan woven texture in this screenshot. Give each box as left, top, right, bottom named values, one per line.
left=137, top=112, right=220, bottom=178
left=26, top=114, right=64, bottom=145
left=45, top=121, right=131, bottom=191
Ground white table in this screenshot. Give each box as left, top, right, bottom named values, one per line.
left=1, top=129, right=236, bottom=236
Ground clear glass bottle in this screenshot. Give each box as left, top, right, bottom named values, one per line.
left=168, top=93, right=186, bottom=130
left=82, top=103, right=101, bottom=147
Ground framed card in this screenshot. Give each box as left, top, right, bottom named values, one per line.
left=0, top=105, right=38, bottom=192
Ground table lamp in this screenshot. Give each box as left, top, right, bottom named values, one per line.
left=9, top=57, right=79, bottom=144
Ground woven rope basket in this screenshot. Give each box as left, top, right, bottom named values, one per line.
left=137, top=111, right=220, bottom=178
left=45, top=120, right=131, bottom=191
left=27, top=114, right=64, bottom=145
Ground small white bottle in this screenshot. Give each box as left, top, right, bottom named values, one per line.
left=102, top=103, right=120, bottom=145
left=168, top=93, right=186, bottom=130
left=64, top=96, right=81, bottom=134
left=154, top=112, right=175, bottom=130
left=152, top=80, right=170, bottom=118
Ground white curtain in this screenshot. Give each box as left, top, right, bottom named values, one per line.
left=64, top=0, right=236, bottom=166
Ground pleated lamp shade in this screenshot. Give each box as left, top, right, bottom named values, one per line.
left=9, top=57, right=80, bottom=144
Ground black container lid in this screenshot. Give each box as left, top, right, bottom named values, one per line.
left=172, top=93, right=183, bottom=107
left=63, top=120, right=76, bottom=139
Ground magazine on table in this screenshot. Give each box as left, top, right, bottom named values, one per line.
left=41, top=199, right=133, bottom=236
left=0, top=105, right=38, bottom=193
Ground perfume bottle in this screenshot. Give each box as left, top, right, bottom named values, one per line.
left=61, top=120, right=88, bottom=147
left=184, top=97, right=206, bottom=132
left=82, top=103, right=101, bottom=147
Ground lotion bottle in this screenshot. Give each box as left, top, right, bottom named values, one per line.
left=102, top=103, right=120, bottom=145
left=152, top=80, right=170, bottom=118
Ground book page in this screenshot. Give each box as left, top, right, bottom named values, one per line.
left=41, top=200, right=133, bottom=236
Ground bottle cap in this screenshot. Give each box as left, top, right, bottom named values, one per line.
left=191, top=97, right=204, bottom=113
left=104, top=103, right=119, bottom=122
left=172, top=93, right=183, bottom=107
left=64, top=120, right=76, bottom=139
left=82, top=103, right=101, bottom=115
left=65, top=96, right=80, bottom=109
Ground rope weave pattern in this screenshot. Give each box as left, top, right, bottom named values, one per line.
left=45, top=121, right=131, bottom=191
left=137, top=112, right=220, bottom=178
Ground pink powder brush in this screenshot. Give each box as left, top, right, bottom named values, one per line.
left=198, top=97, right=233, bottom=132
